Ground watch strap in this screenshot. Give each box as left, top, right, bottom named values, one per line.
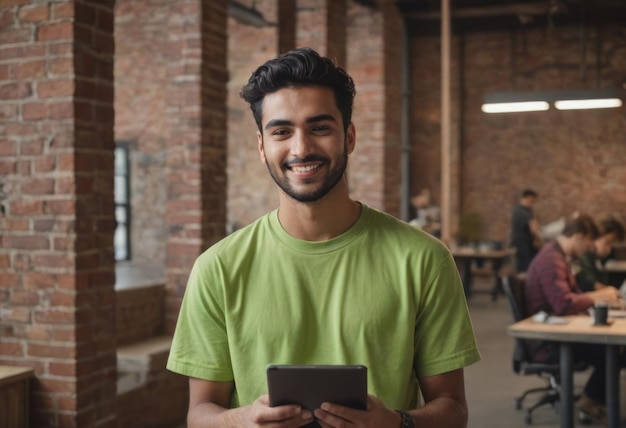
left=395, top=410, right=415, bottom=428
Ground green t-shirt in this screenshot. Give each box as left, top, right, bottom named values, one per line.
left=167, top=204, right=481, bottom=409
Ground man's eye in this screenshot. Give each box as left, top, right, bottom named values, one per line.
left=272, top=129, right=289, bottom=136
left=313, top=125, right=330, bottom=132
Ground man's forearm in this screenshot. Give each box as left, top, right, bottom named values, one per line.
left=188, top=402, right=245, bottom=428
left=406, top=397, right=468, bottom=428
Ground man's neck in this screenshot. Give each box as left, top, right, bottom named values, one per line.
left=555, top=235, right=574, bottom=257
left=277, top=182, right=361, bottom=241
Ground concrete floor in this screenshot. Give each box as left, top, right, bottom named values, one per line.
left=466, top=276, right=625, bottom=427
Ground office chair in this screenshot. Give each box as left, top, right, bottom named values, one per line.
left=501, top=274, right=564, bottom=424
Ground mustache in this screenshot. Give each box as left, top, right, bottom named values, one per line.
left=284, top=155, right=327, bottom=167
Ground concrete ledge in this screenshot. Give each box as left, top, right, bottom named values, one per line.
left=117, top=336, right=172, bottom=394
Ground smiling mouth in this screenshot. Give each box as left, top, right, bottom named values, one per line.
left=290, top=164, right=321, bottom=173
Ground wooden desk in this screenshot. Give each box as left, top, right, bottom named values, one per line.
left=508, top=316, right=626, bottom=428
left=0, top=366, right=34, bottom=428
left=451, top=247, right=515, bottom=299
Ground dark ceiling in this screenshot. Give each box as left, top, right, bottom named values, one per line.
left=395, top=0, right=626, bottom=35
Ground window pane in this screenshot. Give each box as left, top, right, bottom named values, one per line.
left=114, top=176, right=127, bottom=203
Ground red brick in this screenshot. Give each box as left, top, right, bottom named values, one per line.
left=12, top=290, right=39, bottom=305
left=53, top=2, right=74, bottom=19
left=22, top=178, right=55, bottom=194
left=3, top=235, right=50, bottom=250
left=6, top=307, right=31, bottom=323
left=23, top=272, right=56, bottom=289
left=0, top=104, right=18, bottom=120
left=5, top=122, right=37, bottom=137
left=53, top=236, right=73, bottom=251
left=0, top=140, right=16, bottom=155
left=45, top=199, right=75, bottom=215
left=23, top=102, right=49, bottom=120
left=0, top=160, right=16, bottom=175
left=0, top=44, right=46, bottom=61
left=0, top=254, right=9, bottom=269
left=37, top=21, right=73, bottom=42
left=4, top=219, right=29, bottom=231
left=0, top=28, right=30, bottom=44
left=19, top=139, right=44, bottom=157
left=0, top=0, right=30, bottom=6
left=51, top=290, right=75, bottom=307
left=17, top=60, right=46, bottom=79
left=49, top=57, right=73, bottom=75
left=38, top=378, right=77, bottom=395
left=18, top=4, right=50, bottom=22
left=48, top=41, right=72, bottom=56
left=32, top=253, right=74, bottom=269
left=0, top=9, right=12, bottom=26
left=0, top=273, right=20, bottom=288
left=0, top=341, right=24, bottom=357
left=34, top=308, right=74, bottom=324
left=25, top=325, right=53, bottom=341
left=34, top=155, right=56, bottom=172
left=50, top=101, right=74, bottom=119
left=10, top=199, right=43, bottom=215
left=49, top=361, right=76, bottom=377
left=37, top=79, right=74, bottom=98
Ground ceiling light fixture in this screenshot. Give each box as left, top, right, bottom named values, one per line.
left=481, top=88, right=623, bottom=113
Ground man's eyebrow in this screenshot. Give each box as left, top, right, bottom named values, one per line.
left=264, top=119, right=293, bottom=130
left=306, top=114, right=336, bottom=124
left=264, top=114, right=337, bottom=130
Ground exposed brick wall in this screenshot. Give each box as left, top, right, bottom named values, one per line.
left=381, top=0, right=403, bottom=217
left=116, top=285, right=164, bottom=347
left=165, top=0, right=228, bottom=333
left=411, top=24, right=626, bottom=243
left=277, top=0, right=296, bottom=54
left=0, top=1, right=116, bottom=427
left=346, top=2, right=386, bottom=211
left=114, top=0, right=169, bottom=267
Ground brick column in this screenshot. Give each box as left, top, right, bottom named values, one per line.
left=297, top=0, right=346, bottom=66
left=277, top=0, right=296, bottom=54
left=347, top=0, right=403, bottom=216
left=165, top=0, right=227, bottom=333
left=0, top=1, right=116, bottom=427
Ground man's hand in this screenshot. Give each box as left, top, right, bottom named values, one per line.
left=237, top=394, right=314, bottom=427
left=314, top=395, right=401, bottom=428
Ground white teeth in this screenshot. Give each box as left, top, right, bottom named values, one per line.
left=292, top=164, right=319, bottom=173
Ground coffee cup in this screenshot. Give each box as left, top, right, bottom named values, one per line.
left=591, top=302, right=609, bottom=326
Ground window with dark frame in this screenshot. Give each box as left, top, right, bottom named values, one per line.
left=114, top=143, right=131, bottom=261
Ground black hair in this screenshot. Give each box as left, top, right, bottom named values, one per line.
left=521, top=189, right=538, bottom=198
left=600, top=217, right=626, bottom=241
left=561, top=213, right=600, bottom=240
left=240, top=47, right=356, bottom=134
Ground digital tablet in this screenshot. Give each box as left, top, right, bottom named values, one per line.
left=267, top=364, right=367, bottom=421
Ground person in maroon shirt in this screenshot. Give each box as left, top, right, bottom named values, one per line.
left=525, top=213, right=623, bottom=424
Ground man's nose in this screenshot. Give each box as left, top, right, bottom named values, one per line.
left=291, top=130, right=313, bottom=156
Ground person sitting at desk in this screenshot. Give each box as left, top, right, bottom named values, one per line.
left=575, top=217, right=625, bottom=292
left=408, top=189, right=441, bottom=237
left=525, top=213, right=624, bottom=424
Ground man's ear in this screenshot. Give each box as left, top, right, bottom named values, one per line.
left=346, top=122, right=356, bottom=154
left=257, top=131, right=266, bottom=163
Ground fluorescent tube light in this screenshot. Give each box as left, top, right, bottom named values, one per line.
left=481, top=101, right=549, bottom=113
left=554, top=98, right=623, bottom=110
left=481, top=88, right=623, bottom=113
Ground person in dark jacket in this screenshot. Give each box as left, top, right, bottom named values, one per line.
left=509, top=189, right=542, bottom=272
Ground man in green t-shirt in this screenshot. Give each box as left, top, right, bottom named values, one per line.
left=167, top=47, right=481, bottom=428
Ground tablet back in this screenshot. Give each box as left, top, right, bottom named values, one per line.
left=267, top=364, right=368, bottom=418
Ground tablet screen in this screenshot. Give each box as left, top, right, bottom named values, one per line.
left=267, top=364, right=367, bottom=426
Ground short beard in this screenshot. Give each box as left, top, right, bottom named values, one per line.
left=264, top=141, right=349, bottom=203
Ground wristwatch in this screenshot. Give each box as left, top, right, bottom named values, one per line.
left=396, top=410, right=415, bottom=428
